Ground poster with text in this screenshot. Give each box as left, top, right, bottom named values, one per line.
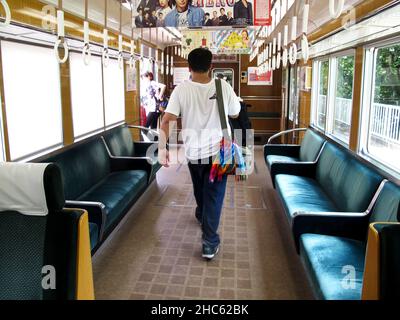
left=182, top=29, right=254, bottom=55
left=174, top=67, right=191, bottom=85
left=132, top=0, right=271, bottom=28
left=247, top=67, right=272, bottom=86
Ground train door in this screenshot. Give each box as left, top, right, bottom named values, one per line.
left=286, top=64, right=300, bottom=143
left=281, top=68, right=289, bottom=143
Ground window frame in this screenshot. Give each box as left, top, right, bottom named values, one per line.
left=69, top=51, right=105, bottom=142
left=103, top=55, right=126, bottom=129
left=0, top=40, right=64, bottom=162
left=311, top=49, right=356, bottom=146
left=359, top=37, right=400, bottom=177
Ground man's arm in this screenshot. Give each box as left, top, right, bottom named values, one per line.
left=159, top=112, right=178, bottom=167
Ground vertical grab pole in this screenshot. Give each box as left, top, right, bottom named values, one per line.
left=301, top=2, right=310, bottom=63
left=102, top=0, right=109, bottom=67
left=82, top=0, right=91, bottom=65
left=118, top=2, right=123, bottom=69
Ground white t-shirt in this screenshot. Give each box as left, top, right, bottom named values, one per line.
left=165, top=79, right=241, bottom=160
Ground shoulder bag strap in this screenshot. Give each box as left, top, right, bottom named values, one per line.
left=215, top=79, right=230, bottom=140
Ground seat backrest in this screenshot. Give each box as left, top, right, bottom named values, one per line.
left=316, top=142, right=383, bottom=212
left=39, top=137, right=110, bottom=200
left=0, top=163, right=68, bottom=300
left=369, top=181, right=400, bottom=223
left=103, top=125, right=134, bottom=157
left=299, top=130, right=325, bottom=162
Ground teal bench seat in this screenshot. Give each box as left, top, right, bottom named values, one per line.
left=298, top=180, right=400, bottom=300
left=264, top=128, right=326, bottom=173
left=274, top=142, right=384, bottom=225
left=35, top=135, right=151, bottom=252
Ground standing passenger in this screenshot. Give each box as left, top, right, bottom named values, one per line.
left=143, top=72, right=166, bottom=129
left=159, top=48, right=241, bottom=260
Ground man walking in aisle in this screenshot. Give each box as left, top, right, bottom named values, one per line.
left=159, top=48, right=241, bottom=260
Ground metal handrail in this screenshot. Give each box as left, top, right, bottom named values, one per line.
left=267, top=128, right=308, bottom=144
left=127, top=125, right=159, bottom=136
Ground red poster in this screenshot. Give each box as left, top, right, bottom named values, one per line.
left=254, top=0, right=272, bottom=26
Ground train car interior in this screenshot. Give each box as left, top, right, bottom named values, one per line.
left=0, top=0, right=399, bottom=304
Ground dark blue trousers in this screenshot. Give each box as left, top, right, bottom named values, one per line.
left=188, top=159, right=228, bottom=248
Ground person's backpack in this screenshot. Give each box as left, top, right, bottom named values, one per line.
left=229, top=101, right=252, bottom=147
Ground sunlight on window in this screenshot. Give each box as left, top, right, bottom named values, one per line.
left=70, top=52, right=105, bottom=138
left=103, top=58, right=125, bottom=126
left=1, top=41, right=63, bottom=160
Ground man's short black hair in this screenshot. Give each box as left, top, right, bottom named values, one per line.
left=188, top=48, right=212, bottom=73
left=205, top=13, right=210, bottom=16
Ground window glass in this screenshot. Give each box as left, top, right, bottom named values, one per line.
left=316, top=60, right=329, bottom=130
left=1, top=41, right=63, bottom=160
left=333, top=55, right=355, bottom=143
left=69, top=52, right=104, bottom=138
left=103, top=58, right=125, bottom=126
left=367, top=44, right=400, bottom=171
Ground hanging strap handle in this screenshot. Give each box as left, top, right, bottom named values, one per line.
left=215, top=79, right=230, bottom=141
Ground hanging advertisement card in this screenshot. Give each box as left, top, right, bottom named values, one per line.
left=247, top=67, right=272, bottom=86
left=254, top=0, right=272, bottom=25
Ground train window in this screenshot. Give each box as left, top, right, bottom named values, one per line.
left=1, top=41, right=63, bottom=161
left=69, top=52, right=105, bottom=139
left=312, top=52, right=355, bottom=145
left=103, top=58, right=125, bottom=127
left=312, top=60, right=329, bottom=131
left=361, top=43, right=400, bottom=172
left=332, top=55, right=355, bottom=143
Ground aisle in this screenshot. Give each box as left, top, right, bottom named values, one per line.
left=92, top=148, right=313, bottom=300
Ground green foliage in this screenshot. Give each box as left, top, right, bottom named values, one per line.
left=374, top=45, right=400, bottom=105
left=336, top=56, right=354, bottom=99
left=319, top=61, right=329, bottom=96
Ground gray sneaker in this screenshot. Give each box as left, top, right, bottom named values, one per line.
left=202, top=244, right=220, bottom=260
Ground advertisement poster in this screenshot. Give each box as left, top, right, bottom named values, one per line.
left=132, top=0, right=271, bottom=28
left=182, top=29, right=254, bottom=55
left=126, top=65, right=137, bottom=91
left=173, top=67, right=191, bottom=85
left=247, top=67, right=273, bottom=86
left=254, top=0, right=272, bottom=25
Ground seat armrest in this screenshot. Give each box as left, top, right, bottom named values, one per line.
left=109, top=156, right=153, bottom=182
left=65, top=201, right=106, bottom=241
left=362, top=222, right=400, bottom=300
left=271, top=162, right=316, bottom=187
left=292, top=211, right=370, bottom=252
left=264, top=144, right=301, bottom=158
left=133, top=142, right=158, bottom=157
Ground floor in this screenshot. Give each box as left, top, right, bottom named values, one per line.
left=92, top=147, right=314, bottom=300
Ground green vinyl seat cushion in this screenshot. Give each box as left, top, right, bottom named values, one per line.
left=300, top=233, right=365, bottom=300
left=77, top=170, right=148, bottom=229
left=275, top=174, right=338, bottom=223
